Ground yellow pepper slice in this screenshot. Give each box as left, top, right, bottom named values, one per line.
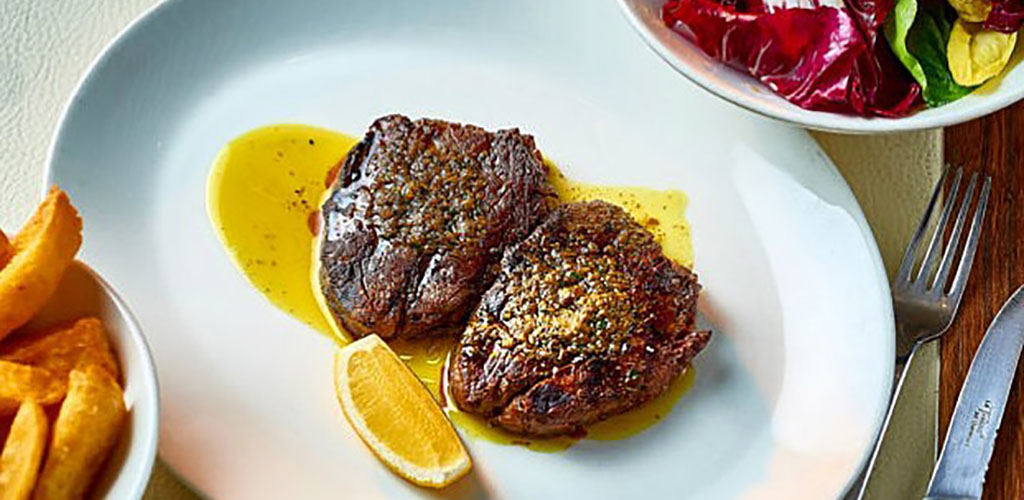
left=948, top=0, right=993, bottom=22
left=947, top=19, right=1018, bottom=86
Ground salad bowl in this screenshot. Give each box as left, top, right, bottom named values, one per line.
left=619, top=0, right=1024, bottom=133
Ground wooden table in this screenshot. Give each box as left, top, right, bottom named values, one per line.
left=944, top=104, right=1024, bottom=499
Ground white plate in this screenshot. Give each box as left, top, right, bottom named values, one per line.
left=46, top=1, right=894, bottom=498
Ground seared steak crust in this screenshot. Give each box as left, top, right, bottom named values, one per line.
left=449, top=201, right=709, bottom=436
left=319, top=115, right=553, bottom=339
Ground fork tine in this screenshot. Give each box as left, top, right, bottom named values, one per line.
left=916, top=167, right=963, bottom=285
left=949, top=175, right=991, bottom=303
left=896, top=166, right=950, bottom=284
left=931, top=172, right=977, bottom=292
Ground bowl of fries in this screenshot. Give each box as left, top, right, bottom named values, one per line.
left=0, top=188, right=158, bottom=499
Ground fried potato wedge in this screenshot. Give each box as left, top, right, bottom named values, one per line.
left=0, top=188, right=82, bottom=341
left=32, top=367, right=126, bottom=500
left=0, top=229, right=11, bottom=270
left=0, top=362, right=66, bottom=415
left=0, top=401, right=48, bottom=500
left=0, top=415, right=12, bottom=447
left=0, top=318, right=119, bottom=382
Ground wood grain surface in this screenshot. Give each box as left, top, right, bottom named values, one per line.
left=944, top=103, right=1024, bottom=500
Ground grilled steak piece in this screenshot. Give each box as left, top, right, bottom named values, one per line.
left=319, top=115, right=554, bottom=340
left=449, top=200, right=710, bottom=436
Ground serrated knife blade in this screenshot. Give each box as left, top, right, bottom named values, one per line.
left=923, top=285, right=1024, bottom=500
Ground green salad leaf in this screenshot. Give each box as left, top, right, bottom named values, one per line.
left=885, top=0, right=976, bottom=107
left=887, top=0, right=929, bottom=85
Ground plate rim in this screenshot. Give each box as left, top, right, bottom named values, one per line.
left=40, top=0, right=206, bottom=496
left=42, top=0, right=897, bottom=498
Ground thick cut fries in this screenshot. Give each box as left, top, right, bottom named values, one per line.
left=0, top=401, right=48, bottom=500
left=0, top=230, right=11, bottom=270
left=0, top=188, right=82, bottom=341
left=32, top=366, right=126, bottom=500
left=0, top=414, right=12, bottom=447
left=0, top=318, right=119, bottom=382
left=0, top=362, right=66, bottom=415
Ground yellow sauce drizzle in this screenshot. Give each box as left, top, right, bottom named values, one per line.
left=587, top=367, right=696, bottom=440
left=390, top=336, right=457, bottom=398
left=548, top=164, right=694, bottom=269
left=207, top=125, right=357, bottom=340
left=207, top=124, right=698, bottom=451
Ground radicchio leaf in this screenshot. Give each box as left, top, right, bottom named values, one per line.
left=984, top=0, right=1024, bottom=33
left=663, top=0, right=922, bottom=116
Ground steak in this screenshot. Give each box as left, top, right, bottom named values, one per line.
left=319, top=115, right=554, bottom=340
left=448, top=200, right=710, bottom=436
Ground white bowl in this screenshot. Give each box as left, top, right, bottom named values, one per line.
left=618, top=0, right=1024, bottom=133
left=20, top=261, right=159, bottom=500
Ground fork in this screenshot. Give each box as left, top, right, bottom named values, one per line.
left=856, top=166, right=992, bottom=500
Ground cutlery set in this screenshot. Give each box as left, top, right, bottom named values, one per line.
left=859, top=167, right=1023, bottom=500
left=925, top=286, right=1024, bottom=500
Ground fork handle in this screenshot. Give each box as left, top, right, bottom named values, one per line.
left=854, top=342, right=923, bottom=499
left=891, top=351, right=914, bottom=395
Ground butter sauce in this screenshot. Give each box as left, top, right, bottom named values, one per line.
left=207, top=124, right=698, bottom=450
left=207, top=125, right=357, bottom=340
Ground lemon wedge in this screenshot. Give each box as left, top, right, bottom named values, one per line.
left=334, top=335, right=471, bottom=488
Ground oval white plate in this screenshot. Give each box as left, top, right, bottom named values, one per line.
left=46, top=0, right=894, bottom=498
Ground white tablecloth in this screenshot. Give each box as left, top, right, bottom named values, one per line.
left=0, top=1, right=943, bottom=498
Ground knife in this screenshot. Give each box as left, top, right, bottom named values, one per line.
left=923, top=285, right=1024, bottom=500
